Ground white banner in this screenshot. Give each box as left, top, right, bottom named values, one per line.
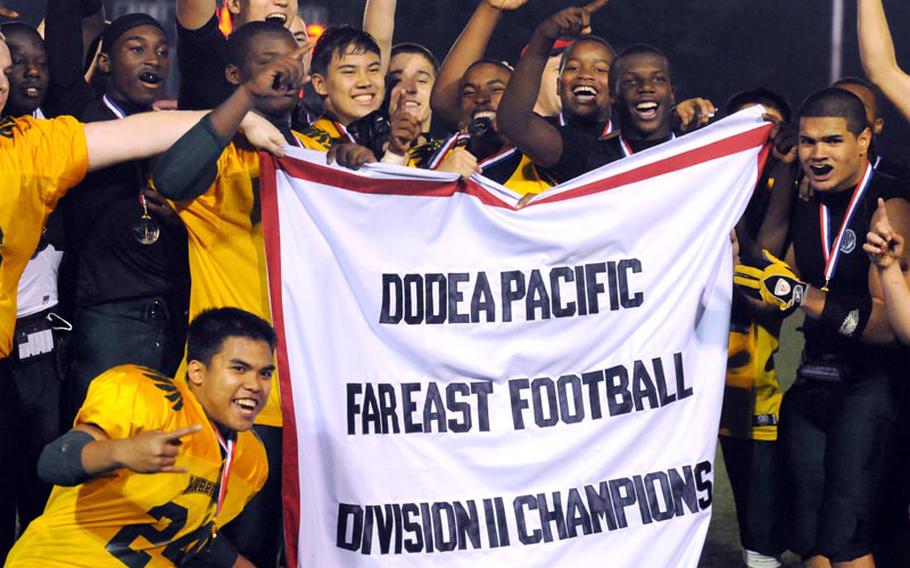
left=261, top=107, right=771, bottom=568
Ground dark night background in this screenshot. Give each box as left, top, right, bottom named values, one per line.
left=4, top=0, right=910, bottom=161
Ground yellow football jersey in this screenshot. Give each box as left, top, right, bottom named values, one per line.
left=0, top=115, right=88, bottom=357
left=720, top=322, right=783, bottom=441
left=6, top=365, right=267, bottom=567
left=173, top=132, right=330, bottom=427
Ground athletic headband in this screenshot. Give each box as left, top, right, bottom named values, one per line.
left=102, top=13, right=165, bottom=53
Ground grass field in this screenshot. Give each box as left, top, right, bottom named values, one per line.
left=699, top=315, right=804, bottom=568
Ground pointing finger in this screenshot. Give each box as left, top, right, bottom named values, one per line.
left=164, top=424, right=202, bottom=443
left=583, top=0, right=609, bottom=14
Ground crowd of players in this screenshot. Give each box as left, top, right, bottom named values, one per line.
left=0, top=0, right=910, bottom=566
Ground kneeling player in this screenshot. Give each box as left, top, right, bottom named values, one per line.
left=6, top=307, right=276, bottom=566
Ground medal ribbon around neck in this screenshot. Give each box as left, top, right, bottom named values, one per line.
left=477, top=146, right=518, bottom=170
left=332, top=120, right=357, bottom=144
left=818, top=161, right=873, bottom=291
left=210, top=423, right=236, bottom=519
left=102, top=95, right=128, bottom=120
left=428, top=132, right=471, bottom=170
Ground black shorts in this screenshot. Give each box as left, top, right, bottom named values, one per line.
left=779, top=372, right=902, bottom=562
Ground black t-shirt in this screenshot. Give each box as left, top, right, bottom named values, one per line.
left=56, top=100, right=190, bottom=306
left=540, top=115, right=624, bottom=184
left=791, top=169, right=907, bottom=366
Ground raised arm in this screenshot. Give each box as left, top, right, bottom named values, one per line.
left=798, top=198, right=910, bottom=344
left=363, top=0, right=397, bottom=76
left=177, top=0, right=216, bottom=31
left=430, top=0, right=527, bottom=132
left=498, top=3, right=603, bottom=168
left=864, top=198, right=910, bottom=343
left=43, top=0, right=102, bottom=117
left=152, top=48, right=305, bottom=200
left=857, top=0, right=910, bottom=123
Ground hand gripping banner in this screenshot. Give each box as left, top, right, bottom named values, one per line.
left=261, top=107, right=771, bottom=567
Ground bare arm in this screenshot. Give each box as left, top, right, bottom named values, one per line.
left=498, top=6, right=598, bottom=168
left=756, top=164, right=798, bottom=257
left=76, top=423, right=201, bottom=476
left=430, top=1, right=522, bottom=132
left=363, top=0, right=397, bottom=76
left=177, top=0, right=216, bottom=31
left=857, top=0, right=910, bottom=123
left=864, top=197, right=910, bottom=343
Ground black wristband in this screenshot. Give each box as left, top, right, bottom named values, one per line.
left=820, top=289, right=872, bottom=339
left=37, top=430, right=95, bottom=486
left=152, top=113, right=230, bottom=201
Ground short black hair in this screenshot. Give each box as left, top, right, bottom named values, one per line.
left=226, top=20, right=294, bottom=67
left=832, top=76, right=883, bottom=119
left=311, top=25, right=381, bottom=77
left=0, top=22, right=42, bottom=44
left=465, top=57, right=514, bottom=76
left=726, top=88, right=792, bottom=123
left=186, top=308, right=277, bottom=367
left=609, top=43, right=671, bottom=92
left=799, top=87, right=869, bottom=136
left=559, top=35, right=616, bottom=73
left=390, top=43, right=439, bottom=77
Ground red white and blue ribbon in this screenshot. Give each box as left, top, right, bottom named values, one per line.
left=332, top=120, right=357, bottom=144
left=477, top=145, right=518, bottom=170
left=211, top=424, right=236, bottom=518
left=102, top=95, right=127, bottom=119
left=428, top=132, right=471, bottom=170
left=818, top=161, right=873, bottom=290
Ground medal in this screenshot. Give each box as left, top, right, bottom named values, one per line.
left=818, top=162, right=873, bottom=292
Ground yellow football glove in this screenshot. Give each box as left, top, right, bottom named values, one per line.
left=734, top=250, right=807, bottom=314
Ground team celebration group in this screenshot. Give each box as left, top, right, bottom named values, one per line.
left=0, top=0, right=909, bottom=566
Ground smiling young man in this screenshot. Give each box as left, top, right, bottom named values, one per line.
left=387, top=43, right=439, bottom=143
left=151, top=21, right=326, bottom=566
left=306, top=25, right=386, bottom=147
left=497, top=2, right=628, bottom=185
left=5, top=307, right=275, bottom=567
left=735, top=87, right=910, bottom=568
left=610, top=44, right=676, bottom=154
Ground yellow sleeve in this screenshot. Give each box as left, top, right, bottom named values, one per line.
left=16, top=116, right=89, bottom=209
left=173, top=145, right=238, bottom=244
left=75, top=366, right=174, bottom=439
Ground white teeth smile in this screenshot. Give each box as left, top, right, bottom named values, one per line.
left=234, top=399, right=257, bottom=411
left=573, top=86, right=597, bottom=95
left=265, top=13, right=287, bottom=24
left=635, top=102, right=658, bottom=111
left=353, top=94, right=374, bottom=103
left=473, top=111, right=496, bottom=120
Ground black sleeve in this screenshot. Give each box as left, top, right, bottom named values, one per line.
left=152, top=114, right=230, bottom=201
left=42, top=0, right=101, bottom=118
left=177, top=15, right=234, bottom=110
left=36, top=429, right=94, bottom=486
